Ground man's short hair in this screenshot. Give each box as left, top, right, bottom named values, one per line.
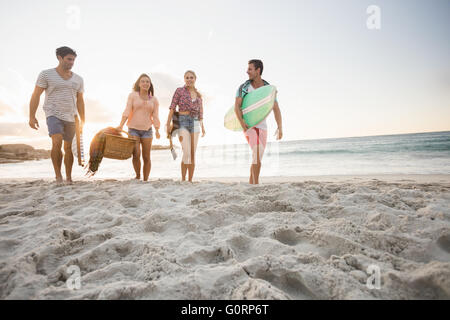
left=248, top=59, right=263, bottom=75
left=56, top=46, right=77, bottom=58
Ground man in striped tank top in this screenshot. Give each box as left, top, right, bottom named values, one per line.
left=29, top=46, right=85, bottom=185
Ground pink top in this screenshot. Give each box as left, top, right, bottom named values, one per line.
left=169, top=86, right=203, bottom=120
left=122, top=91, right=160, bottom=131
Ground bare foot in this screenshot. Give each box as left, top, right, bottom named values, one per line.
left=55, top=176, right=63, bottom=186
left=135, top=176, right=141, bottom=180
left=65, top=179, right=73, bottom=185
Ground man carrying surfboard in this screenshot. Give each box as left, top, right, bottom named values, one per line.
left=234, top=59, right=283, bottom=184
left=28, top=46, right=85, bottom=185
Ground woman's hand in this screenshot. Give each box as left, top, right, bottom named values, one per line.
left=117, top=116, right=127, bottom=133
left=165, top=122, right=172, bottom=136
left=155, top=129, right=161, bottom=139
left=198, top=120, right=205, bottom=137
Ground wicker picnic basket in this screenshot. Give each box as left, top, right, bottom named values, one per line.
left=103, top=130, right=136, bottom=160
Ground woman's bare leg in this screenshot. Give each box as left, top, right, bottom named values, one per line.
left=132, top=137, right=141, bottom=179
left=179, top=129, right=190, bottom=181
left=181, top=162, right=187, bottom=181
left=141, top=137, right=152, bottom=181
left=188, top=132, right=200, bottom=182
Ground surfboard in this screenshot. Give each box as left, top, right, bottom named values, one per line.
left=224, top=85, right=277, bottom=131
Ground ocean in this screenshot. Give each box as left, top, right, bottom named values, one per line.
left=1, top=131, right=449, bottom=180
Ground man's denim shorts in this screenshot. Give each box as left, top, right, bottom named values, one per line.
left=46, top=116, right=76, bottom=142
left=178, top=114, right=200, bottom=134
left=128, top=127, right=153, bottom=139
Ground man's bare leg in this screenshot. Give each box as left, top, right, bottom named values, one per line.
left=63, top=140, right=74, bottom=184
left=254, top=140, right=261, bottom=184
left=249, top=146, right=255, bottom=184
left=252, top=163, right=262, bottom=184
left=250, top=142, right=262, bottom=184
left=50, top=134, right=63, bottom=184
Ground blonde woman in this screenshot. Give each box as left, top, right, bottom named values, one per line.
left=166, top=71, right=206, bottom=182
left=117, top=74, right=160, bottom=181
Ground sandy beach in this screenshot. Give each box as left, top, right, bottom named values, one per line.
left=0, top=174, right=449, bottom=300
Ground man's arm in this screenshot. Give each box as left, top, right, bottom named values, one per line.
left=76, top=92, right=85, bottom=125
left=29, top=86, right=45, bottom=129
left=234, top=97, right=248, bottom=131
left=272, top=101, right=283, bottom=140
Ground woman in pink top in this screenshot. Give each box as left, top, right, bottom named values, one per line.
left=117, top=73, right=160, bottom=181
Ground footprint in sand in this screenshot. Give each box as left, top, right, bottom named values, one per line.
left=273, top=228, right=302, bottom=246
left=246, top=264, right=317, bottom=300
left=273, top=227, right=336, bottom=259
left=437, top=233, right=450, bottom=253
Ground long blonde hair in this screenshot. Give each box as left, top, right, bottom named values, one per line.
left=184, top=70, right=202, bottom=99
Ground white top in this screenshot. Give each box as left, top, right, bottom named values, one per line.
left=36, top=68, right=84, bottom=122
left=247, top=83, right=267, bottom=130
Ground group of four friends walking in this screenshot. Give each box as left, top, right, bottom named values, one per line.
left=28, top=46, right=283, bottom=185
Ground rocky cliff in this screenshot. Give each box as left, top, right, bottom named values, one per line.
left=0, top=144, right=51, bottom=164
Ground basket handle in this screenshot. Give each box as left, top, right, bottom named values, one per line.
left=119, top=129, right=132, bottom=138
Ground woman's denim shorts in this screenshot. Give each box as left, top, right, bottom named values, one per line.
left=128, top=127, right=153, bottom=139
left=178, top=114, right=200, bottom=134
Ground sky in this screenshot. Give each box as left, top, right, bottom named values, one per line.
left=0, top=0, right=449, bottom=149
